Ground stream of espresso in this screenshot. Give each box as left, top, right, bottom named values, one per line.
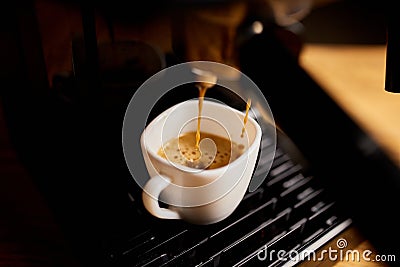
left=193, top=83, right=251, bottom=162
left=241, top=98, right=251, bottom=138
left=195, top=83, right=209, bottom=149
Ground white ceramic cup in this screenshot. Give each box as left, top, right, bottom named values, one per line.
left=141, top=99, right=262, bottom=225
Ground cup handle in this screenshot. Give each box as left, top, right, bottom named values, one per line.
left=142, top=174, right=181, bottom=219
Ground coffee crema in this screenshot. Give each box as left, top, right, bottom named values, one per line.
left=159, top=81, right=252, bottom=170
left=157, top=131, right=245, bottom=170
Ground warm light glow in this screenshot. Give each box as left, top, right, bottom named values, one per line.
left=252, top=21, right=263, bottom=34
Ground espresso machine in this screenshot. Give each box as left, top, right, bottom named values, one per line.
left=2, top=0, right=400, bottom=266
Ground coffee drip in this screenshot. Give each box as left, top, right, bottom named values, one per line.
left=241, top=98, right=251, bottom=138
left=183, top=67, right=252, bottom=165
left=195, top=83, right=213, bottom=150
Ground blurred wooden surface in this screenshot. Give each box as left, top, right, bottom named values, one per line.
left=299, top=43, right=398, bottom=266
left=300, top=44, right=400, bottom=167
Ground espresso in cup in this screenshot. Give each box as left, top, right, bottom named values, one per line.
left=157, top=131, right=245, bottom=170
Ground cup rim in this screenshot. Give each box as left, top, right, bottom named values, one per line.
left=141, top=99, right=262, bottom=174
